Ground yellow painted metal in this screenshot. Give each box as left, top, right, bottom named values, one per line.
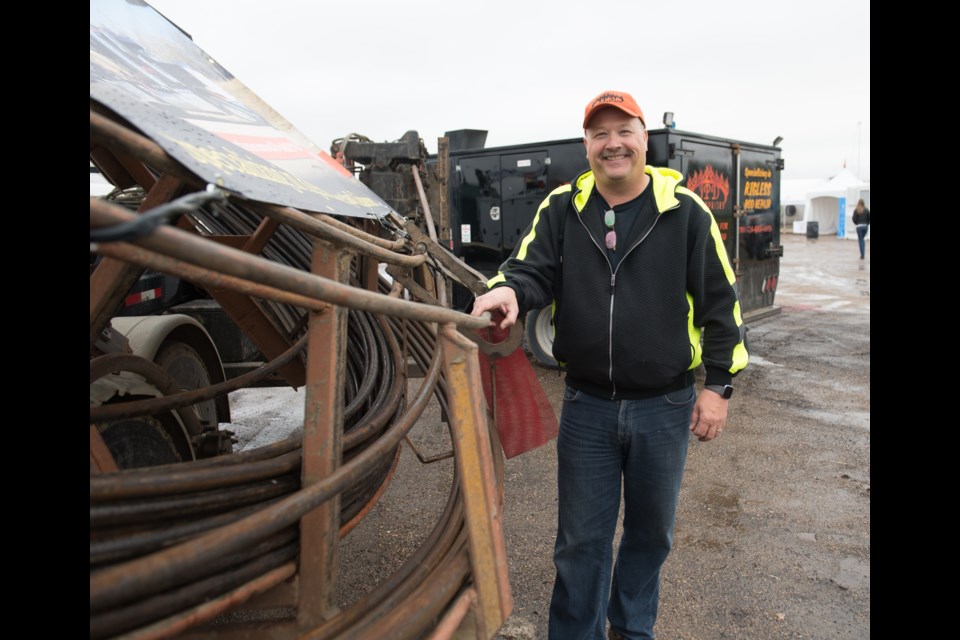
left=438, top=325, right=513, bottom=636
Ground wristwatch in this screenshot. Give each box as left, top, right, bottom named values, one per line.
left=704, top=384, right=734, bottom=399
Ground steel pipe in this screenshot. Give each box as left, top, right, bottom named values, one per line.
left=91, top=198, right=490, bottom=331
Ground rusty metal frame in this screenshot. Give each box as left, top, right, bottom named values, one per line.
left=90, top=106, right=512, bottom=639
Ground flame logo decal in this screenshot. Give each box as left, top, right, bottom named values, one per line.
left=686, top=166, right=730, bottom=211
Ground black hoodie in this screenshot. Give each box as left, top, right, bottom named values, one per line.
left=487, top=166, right=748, bottom=400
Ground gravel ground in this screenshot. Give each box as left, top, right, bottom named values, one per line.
left=225, top=232, right=870, bottom=639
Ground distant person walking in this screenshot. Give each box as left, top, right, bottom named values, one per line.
left=852, top=199, right=870, bottom=259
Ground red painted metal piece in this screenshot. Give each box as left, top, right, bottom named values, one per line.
left=475, top=325, right=559, bottom=459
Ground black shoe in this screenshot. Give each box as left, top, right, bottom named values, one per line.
left=608, top=627, right=625, bottom=640
left=859, top=255, right=864, bottom=260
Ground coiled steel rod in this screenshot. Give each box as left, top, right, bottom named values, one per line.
left=90, top=331, right=444, bottom=613
left=91, top=534, right=300, bottom=638
left=90, top=497, right=287, bottom=567
left=91, top=311, right=407, bottom=590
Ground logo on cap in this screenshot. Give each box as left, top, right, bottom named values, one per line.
left=592, top=92, right=627, bottom=107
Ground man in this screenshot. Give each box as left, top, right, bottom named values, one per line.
left=471, top=90, right=748, bottom=639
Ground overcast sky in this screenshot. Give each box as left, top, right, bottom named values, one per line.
left=144, top=0, right=870, bottom=182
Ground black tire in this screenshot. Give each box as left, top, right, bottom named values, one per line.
left=98, top=414, right=183, bottom=469
left=153, top=340, right=225, bottom=452
left=524, top=306, right=559, bottom=369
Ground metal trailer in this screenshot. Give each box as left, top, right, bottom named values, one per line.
left=437, top=128, right=784, bottom=367
left=90, top=2, right=514, bottom=638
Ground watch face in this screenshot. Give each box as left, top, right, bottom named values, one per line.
left=722, top=385, right=733, bottom=399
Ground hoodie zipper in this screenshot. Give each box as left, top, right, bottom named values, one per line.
left=606, top=217, right=660, bottom=397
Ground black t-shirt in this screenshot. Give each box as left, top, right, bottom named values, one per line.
left=597, top=185, right=651, bottom=270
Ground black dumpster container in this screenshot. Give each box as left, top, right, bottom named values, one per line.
left=806, top=221, right=819, bottom=239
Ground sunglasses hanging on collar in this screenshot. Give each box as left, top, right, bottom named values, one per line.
left=604, top=209, right=616, bottom=251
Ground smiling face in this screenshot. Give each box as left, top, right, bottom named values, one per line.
left=584, top=107, right=649, bottom=196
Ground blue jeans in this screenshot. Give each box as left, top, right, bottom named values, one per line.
left=548, top=384, right=695, bottom=640
left=856, top=225, right=868, bottom=258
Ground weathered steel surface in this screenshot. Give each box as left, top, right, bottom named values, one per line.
left=90, top=3, right=513, bottom=637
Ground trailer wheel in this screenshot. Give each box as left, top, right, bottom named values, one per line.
left=524, top=306, right=559, bottom=369
left=98, top=411, right=184, bottom=469
left=154, top=341, right=218, bottom=435
left=97, top=396, right=189, bottom=469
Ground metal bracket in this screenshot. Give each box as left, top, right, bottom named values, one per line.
left=402, top=219, right=488, bottom=296
left=459, top=321, right=524, bottom=359
left=385, top=265, right=441, bottom=306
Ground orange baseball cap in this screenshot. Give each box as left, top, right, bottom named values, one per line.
left=583, top=90, right=646, bottom=129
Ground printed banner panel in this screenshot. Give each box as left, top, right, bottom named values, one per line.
left=90, top=0, right=392, bottom=218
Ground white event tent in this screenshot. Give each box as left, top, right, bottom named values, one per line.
left=800, top=169, right=870, bottom=238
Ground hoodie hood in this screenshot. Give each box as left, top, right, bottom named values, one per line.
left=573, top=166, right=684, bottom=214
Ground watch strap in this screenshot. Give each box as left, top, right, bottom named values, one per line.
left=704, top=384, right=733, bottom=399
